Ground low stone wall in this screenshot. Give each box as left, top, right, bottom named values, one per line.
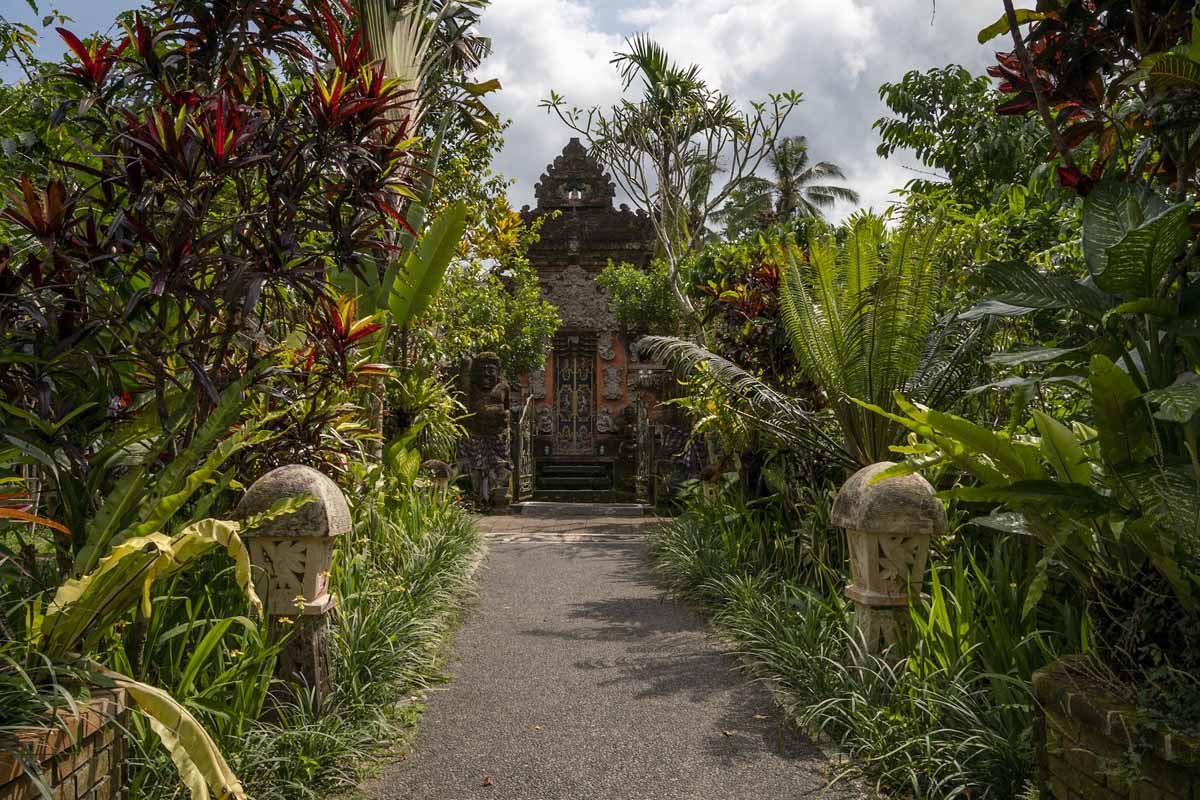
left=1034, top=657, right=1200, bottom=800
left=0, top=690, right=128, bottom=800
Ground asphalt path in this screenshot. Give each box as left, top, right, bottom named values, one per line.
left=362, top=514, right=863, bottom=800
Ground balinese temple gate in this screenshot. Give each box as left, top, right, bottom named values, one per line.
left=509, top=139, right=694, bottom=505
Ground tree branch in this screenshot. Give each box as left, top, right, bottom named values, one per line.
left=1002, top=0, right=1078, bottom=174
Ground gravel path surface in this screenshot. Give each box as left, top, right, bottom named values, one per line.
left=362, top=514, right=861, bottom=800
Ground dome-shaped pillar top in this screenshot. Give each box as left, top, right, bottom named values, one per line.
left=235, top=464, right=350, bottom=539
left=832, top=462, right=947, bottom=536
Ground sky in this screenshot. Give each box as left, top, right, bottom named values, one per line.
left=4, top=0, right=1006, bottom=220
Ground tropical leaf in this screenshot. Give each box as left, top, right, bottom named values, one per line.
left=969, top=510, right=1032, bottom=535
left=635, top=335, right=855, bottom=467
left=1032, top=409, right=1091, bottom=484
left=1081, top=179, right=1169, bottom=280
left=96, top=666, right=247, bottom=800
left=78, top=368, right=262, bottom=575
left=1138, top=52, right=1200, bottom=89
left=1095, top=202, right=1190, bottom=298
left=39, top=519, right=260, bottom=660
left=1088, top=355, right=1153, bottom=467
left=986, top=346, right=1086, bottom=367
left=977, top=9, right=1050, bottom=43
left=389, top=201, right=468, bottom=328
left=976, top=260, right=1108, bottom=314
left=1143, top=373, right=1200, bottom=423
left=958, top=299, right=1038, bottom=321
left=941, top=480, right=1116, bottom=513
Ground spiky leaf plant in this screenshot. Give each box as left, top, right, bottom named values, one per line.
left=642, top=213, right=985, bottom=468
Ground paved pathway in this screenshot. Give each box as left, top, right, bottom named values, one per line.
left=363, top=513, right=861, bottom=800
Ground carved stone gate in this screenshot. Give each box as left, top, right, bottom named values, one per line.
left=514, top=138, right=679, bottom=503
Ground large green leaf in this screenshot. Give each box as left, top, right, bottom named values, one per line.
left=1081, top=179, right=1169, bottom=280
left=40, top=519, right=259, bottom=660
left=976, top=260, right=1108, bottom=314
left=1143, top=374, right=1200, bottom=423
left=986, top=346, right=1087, bottom=367
left=1095, top=202, right=1190, bottom=297
left=917, top=398, right=1046, bottom=480
left=1032, top=409, right=1091, bottom=484
left=1140, top=52, right=1200, bottom=89
left=941, top=480, right=1115, bottom=513
left=977, top=8, right=1050, bottom=43
left=389, top=201, right=468, bottom=328
left=99, top=667, right=247, bottom=800
left=1088, top=355, right=1154, bottom=467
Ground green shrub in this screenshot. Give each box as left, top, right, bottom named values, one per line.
left=650, top=491, right=1082, bottom=799
left=597, top=259, right=682, bottom=336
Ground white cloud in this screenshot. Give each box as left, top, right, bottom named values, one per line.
left=482, top=0, right=1003, bottom=220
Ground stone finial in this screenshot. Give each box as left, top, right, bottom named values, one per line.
left=833, top=462, right=946, bottom=656
left=832, top=462, right=947, bottom=536
left=236, top=464, right=350, bottom=540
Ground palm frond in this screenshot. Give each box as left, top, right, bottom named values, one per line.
left=776, top=215, right=953, bottom=465
left=635, top=336, right=855, bottom=468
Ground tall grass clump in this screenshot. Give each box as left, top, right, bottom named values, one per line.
left=128, top=490, right=481, bottom=800
left=650, top=491, right=1084, bottom=799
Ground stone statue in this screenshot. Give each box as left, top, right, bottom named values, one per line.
left=537, top=405, right=554, bottom=435
left=457, top=353, right=512, bottom=511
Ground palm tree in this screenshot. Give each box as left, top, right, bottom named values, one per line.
left=713, top=136, right=860, bottom=239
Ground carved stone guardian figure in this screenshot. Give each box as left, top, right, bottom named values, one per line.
left=457, top=353, right=512, bottom=511
left=537, top=406, right=554, bottom=435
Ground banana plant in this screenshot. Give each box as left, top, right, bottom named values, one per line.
left=25, top=518, right=265, bottom=800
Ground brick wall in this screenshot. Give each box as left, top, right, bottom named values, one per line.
left=0, top=690, right=128, bottom=800
left=1034, top=658, right=1199, bottom=800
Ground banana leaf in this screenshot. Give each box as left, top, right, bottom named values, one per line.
left=92, top=664, right=247, bottom=800
left=389, top=200, right=468, bottom=329
left=39, top=519, right=260, bottom=661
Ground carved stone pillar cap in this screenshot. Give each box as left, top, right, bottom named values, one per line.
left=832, top=462, right=947, bottom=536
left=235, top=465, right=350, bottom=538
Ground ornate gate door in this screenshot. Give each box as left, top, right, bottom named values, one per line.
left=553, top=333, right=595, bottom=455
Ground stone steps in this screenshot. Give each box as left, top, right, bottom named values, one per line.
left=512, top=501, right=652, bottom=517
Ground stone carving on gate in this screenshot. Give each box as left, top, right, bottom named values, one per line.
left=596, top=407, right=615, bottom=434
left=541, top=263, right=616, bottom=329
left=537, top=405, right=554, bottom=435
left=602, top=366, right=623, bottom=401
left=598, top=332, right=616, bottom=361
left=529, top=368, right=546, bottom=400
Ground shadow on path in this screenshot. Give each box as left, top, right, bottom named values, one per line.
left=362, top=519, right=865, bottom=800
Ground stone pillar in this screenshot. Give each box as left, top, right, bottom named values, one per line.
left=236, top=465, right=350, bottom=704
left=831, top=462, right=946, bottom=656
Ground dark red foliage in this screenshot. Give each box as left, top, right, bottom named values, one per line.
left=987, top=1, right=1197, bottom=195
left=56, top=28, right=128, bottom=88
left=1, top=0, right=424, bottom=482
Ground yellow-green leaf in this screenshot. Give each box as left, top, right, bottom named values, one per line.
left=977, top=9, right=1049, bottom=44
